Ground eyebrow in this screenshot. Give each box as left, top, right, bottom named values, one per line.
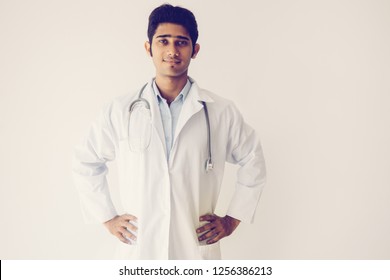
left=155, top=34, right=190, bottom=41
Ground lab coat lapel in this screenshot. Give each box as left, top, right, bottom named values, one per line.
left=173, top=81, right=214, bottom=144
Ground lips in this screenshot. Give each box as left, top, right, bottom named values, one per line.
left=163, top=58, right=181, bottom=64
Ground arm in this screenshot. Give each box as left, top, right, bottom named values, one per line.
left=224, top=103, right=266, bottom=224
left=72, top=103, right=138, bottom=243
left=197, top=103, right=266, bottom=243
left=72, top=104, right=118, bottom=223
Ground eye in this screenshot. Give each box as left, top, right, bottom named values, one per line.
left=176, top=40, right=189, bottom=47
left=158, top=39, right=168, bottom=45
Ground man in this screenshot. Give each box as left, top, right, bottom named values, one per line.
left=73, top=4, right=266, bottom=260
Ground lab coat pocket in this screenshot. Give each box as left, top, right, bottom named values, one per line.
left=128, top=102, right=152, bottom=152
left=198, top=242, right=221, bottom=260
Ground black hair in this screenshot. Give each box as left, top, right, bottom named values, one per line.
left=147, top=4, right=198, bottom=55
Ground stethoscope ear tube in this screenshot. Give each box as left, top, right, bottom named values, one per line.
left=128, top=83, right=151, bottom=152
left=129, top=84, right=149, bottom=112
left=129, top=97, right=150, bottom=111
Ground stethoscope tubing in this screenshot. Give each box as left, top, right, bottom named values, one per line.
left=128, top=83, right=213, bottom=172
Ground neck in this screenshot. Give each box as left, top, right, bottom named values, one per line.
left=155, top=74, right=188, bottom=104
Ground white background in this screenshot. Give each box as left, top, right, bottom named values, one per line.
left=0, top=0, right=389, bottom=259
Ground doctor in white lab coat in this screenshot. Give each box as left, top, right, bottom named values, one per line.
left=73, top=4, right=266, bottom=260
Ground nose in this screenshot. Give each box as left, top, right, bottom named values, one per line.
left=167, top=46, right=179, bottom=57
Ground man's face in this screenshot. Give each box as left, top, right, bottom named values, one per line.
left=145, top=23, right=200, bottom=79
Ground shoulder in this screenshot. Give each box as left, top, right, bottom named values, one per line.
left=197, top=86, right=241, bottom=117
left=95, top=86, right=145, bottom=133
left=110, top=90, right=139, bottom=113
left=101, top=85, right=145, bottom=118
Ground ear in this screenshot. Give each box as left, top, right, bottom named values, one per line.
left=192, top=43, right=200, bottom=59
left=144, top=41, right=152, bottom=57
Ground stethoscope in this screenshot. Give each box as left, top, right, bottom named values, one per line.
left=129, top=84, right=214, bottom=172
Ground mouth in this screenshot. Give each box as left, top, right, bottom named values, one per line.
left=163, top=58, right=181, bottom=64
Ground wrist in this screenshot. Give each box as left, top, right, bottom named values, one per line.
left=225, top=215, right=240, bottom=223
left=104, top=215, right=118, bottom=226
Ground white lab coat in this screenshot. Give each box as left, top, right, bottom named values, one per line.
left=73, top=77, right=266, bottom=259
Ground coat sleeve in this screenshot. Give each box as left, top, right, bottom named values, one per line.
left=225, top=103, right=266, bottom=224
left=72, top=103, right=118, bottom=224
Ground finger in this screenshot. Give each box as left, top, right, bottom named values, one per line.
left=121, top=229, right=137, bottom=241
left=198, top=228, right=218, bottom=242
left=207, top=231, right=225, bottom=244
left=118, top=218, right=137, bottom=229
left=125, top=222, right=138, bottom=233
left=196, top=216, right=223, bottom=233
left=118, top=226, right=137, bottom=241
left=123, top=214, right=138, bottom=222
left=199, top=214, right=217, bottom=222
left=119, top=226, right=137, bottom=237
left=196, top=222, right=216, bottom=234
left=114, top=232, right=130, bottom=244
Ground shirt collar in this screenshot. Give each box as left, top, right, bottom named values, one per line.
left=152, top=79, right=192, bottom=104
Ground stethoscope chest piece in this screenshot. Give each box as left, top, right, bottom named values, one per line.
left=205, top=158, right=214, bottom=172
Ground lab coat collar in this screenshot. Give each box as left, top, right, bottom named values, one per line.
left=153, top=78, right=192, bottom=105
left=148, top=76, right=214, bottom=104
left=188, top=76, right=214, bottom=103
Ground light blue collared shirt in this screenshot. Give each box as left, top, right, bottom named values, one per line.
left=152, top=79, right=192, bottom=158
